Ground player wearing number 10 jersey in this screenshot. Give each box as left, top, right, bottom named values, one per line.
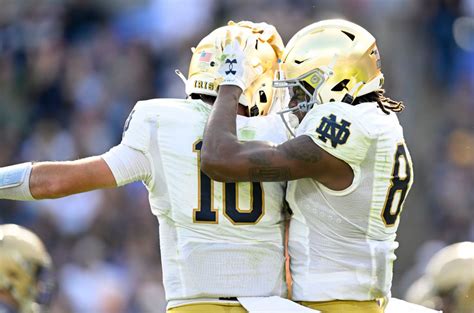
left=109, top=97, right=289, bottom=310
left=0, top=22, right=288, bottom=312
left=202, top=20, right=414, bottom=313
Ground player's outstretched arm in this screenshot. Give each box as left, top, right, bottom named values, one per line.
left=30, top=157, right=117, bottom=199
left=201, top=85, right=353, bottom=190
left=0, top=157, right=117, bottom=200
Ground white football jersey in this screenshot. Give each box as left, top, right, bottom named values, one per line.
left=118, top=99, right=289, bottom=305
left=287, top=101, right=414, bottom=301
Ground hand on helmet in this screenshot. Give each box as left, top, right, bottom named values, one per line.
left=218, top=37, right=260, bottom=92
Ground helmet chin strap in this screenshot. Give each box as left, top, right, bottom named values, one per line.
left=277, top=109, right=296, bottom=137
left=175, top=69, right=188, bottom=85
left=341, top=81, right=364, bottom=104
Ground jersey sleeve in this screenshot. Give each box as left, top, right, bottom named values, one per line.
left=101, top=144, right=152, bottom=186
left=297, top=103, right=372, bottom=167
left=121, top=101, right=152, bottom=152
left=101, top=101, right=155, bottom=186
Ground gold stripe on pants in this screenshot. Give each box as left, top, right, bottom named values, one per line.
left=300, top=300, right=383, bottom=313
left=167, top=303, right=247, bottom=313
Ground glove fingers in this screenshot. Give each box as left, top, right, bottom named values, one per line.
left=223, top=29, right=233, bottom=51
left=232, top=37, right=243, bottom=51
left=234, top=20, right=274, bottom=42
left=234, top=20, right=284, bottom=59
left=227, top=20, right=284, bottom=58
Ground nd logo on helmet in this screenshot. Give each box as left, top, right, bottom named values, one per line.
left=315, top=114, right=351, bottom=148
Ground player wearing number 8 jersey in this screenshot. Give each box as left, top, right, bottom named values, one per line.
left=202, top=19, right=414, bottom=313
left=0, top=22, right=291, bottom=312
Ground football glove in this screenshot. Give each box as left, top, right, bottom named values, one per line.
left=218, top=37, right=261, bottom=91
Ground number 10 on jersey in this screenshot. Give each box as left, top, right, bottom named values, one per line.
left=193, top=140, right=265, bottom=225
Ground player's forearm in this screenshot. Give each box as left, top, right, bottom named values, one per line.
left=30, top=157, right=117, bottom=199
left=29, top=162, right=77, bottom=199
left=204, top=139, right=294, bottom=183
left=201, top=85, right=242, bottom=175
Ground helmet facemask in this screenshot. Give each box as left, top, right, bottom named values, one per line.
left=273, top=61, right=336, bottom=137
left=274, top=66, right=334, bottom=114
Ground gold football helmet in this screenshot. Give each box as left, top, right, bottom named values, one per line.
left=406, top=242, right=474, bottom=313
left=274, top=19, right=384, bottom=113
left=0, top=224, right=53, bottom=313
left=182, top=21, right=284, bottom=116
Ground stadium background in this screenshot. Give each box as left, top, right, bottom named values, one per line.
left=0, top=0, right=473, bottom=312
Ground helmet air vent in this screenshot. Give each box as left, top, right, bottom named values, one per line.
left=259, top=90, right=268, bottom=103
left=341, top=30, right=355, bottom=41
left=331, top=79, right=350, bottom=92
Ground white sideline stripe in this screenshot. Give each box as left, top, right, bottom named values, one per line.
left=386, top=298, right=442, bottom=313
left=238, top=296, right=321, bottom=313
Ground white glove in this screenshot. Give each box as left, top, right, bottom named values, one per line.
left=218, top=39, right=260, bottom=91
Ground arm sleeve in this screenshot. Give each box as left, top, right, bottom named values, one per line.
left=297, top=103, right=372, bottom=167
left=101, top=144, right=152, bottom=187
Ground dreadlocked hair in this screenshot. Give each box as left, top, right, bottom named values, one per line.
left=352, top=89, right=404, bottom=114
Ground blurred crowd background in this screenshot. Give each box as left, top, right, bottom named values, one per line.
left=0, top=0, right=473, bottom=312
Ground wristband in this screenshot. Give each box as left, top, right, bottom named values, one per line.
left=0, top=163, right=34, bottom=200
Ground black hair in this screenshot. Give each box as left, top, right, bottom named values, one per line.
left=352, top=89, right=405, bottom=114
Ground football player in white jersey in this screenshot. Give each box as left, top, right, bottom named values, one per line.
left=0, top=224, right=53, bottom=313
left=201, top=19, right=414, bottom=313
left=0, top=22, right=293, bottom=312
